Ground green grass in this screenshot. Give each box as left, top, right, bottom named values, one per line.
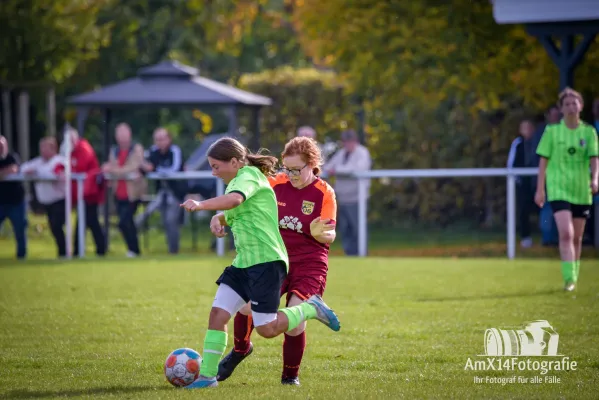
left=3, top=212, right=598, bottom=260
left=1, top=255, right=599, bottom=399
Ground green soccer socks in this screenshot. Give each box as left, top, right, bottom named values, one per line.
left=573, top=260, right=580, bottom=283
left=200, top=329, right=227, bottom=378
left=280, top=302, right=317, bottom=331
left=561, top=260, right=576, bottom=284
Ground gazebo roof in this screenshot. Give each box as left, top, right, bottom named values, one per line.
left=493, top=0, right=599, bottom=24
left=67, top=61, right=272, bottom=107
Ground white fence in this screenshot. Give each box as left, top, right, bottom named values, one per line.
left=4, top=168, right=538, bottom=259
left=353, top=167, right=538, bottom=259
left=4, top=171, right=226, bottom=257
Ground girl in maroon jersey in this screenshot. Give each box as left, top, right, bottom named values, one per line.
left=217, top=136, right=337, bottom=386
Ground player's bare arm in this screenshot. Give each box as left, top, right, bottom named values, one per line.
left=181, top=193, right=244, bottom=212
left=535, top=157, right=548, bottom=207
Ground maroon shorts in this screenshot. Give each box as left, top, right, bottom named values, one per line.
left=280, top=260, right=327, bottom=305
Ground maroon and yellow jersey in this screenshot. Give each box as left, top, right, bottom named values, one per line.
left=268, top=173, right=336, bottom=265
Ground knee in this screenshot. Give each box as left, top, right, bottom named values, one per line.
left=239, top=303, right=251, bottom=316
left=559, top=228, right=573, bottom=242
left=208, top=307, right=230, bottom=331
left=287, top=321, right=306, bottom=337
left=255, top=324, right=278, bottom=339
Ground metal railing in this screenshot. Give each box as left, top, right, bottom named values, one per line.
left=3, top=171, right=226, bottom=257
left=353, top=167, right=538, bottom=259
left=3, top=173, right=87, bottom=258
left=4, top=167, right=540, bottom=259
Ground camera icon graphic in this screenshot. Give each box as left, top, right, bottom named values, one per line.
left=484, top=320, right=560, bottom=356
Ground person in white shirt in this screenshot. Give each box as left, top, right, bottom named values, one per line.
left=323, top=129, right=372, bottom=255
left=21, top=137, right=67, bottom=258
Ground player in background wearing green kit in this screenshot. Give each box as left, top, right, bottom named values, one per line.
left=179, top=137, right=340, bottom=389
left=535, top=88, right=599, bottom=292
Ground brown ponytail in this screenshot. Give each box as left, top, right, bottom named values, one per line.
left=247, top=149, right=279, bottom=177
left=207, top=137, right=279, bottom=177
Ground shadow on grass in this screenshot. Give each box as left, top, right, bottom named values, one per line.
left=4, top=385, right=171, bottom=399
left=416, top=289, right=562, bottom=302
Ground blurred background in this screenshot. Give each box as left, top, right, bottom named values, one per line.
left=2, top=0, right=599, bottom=259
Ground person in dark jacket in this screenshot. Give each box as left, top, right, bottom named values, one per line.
left=142, top=128, right=185, bottom=254
left=507, top=119, right=539, bottom=248
left=0, top=135, right=27, bottom=259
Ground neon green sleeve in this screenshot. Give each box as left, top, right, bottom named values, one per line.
left=225, top=167, right=261, bottom=200
left=588, top=127, right=599, bottom=157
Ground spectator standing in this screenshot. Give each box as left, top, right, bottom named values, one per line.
left=323, top=129, right=371, bottom=255
left=20, top=137, right=67, bottom=258
left=103, top=123, right=146, bottom=257
left=507, top=119, right=538, bottom=248
left=297, top=126, right=337, bottom=163
left=0, top=135, right=27, bottom=259
left=65, top=128, right=106, bottom=257
left=143, top=128, right=185, bottom=254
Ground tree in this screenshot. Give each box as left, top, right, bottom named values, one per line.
left=293, top=0, right=599, bottom=111
left=0, top=0, right=113, bottom=85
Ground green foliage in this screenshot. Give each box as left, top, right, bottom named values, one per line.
left=0, top=0, right=113, bottom=84
left=237, top=66, right=357, bottom=154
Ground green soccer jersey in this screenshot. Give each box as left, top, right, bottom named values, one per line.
left=224, top=166, right=289, bottom=269
left=536, top=120, right=599, bottom=205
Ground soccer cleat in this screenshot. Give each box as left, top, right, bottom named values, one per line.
left=564, top=282, right=576, bottom=292
left=184, top=375, right=218, bottom=389
left=281, top=377, right=300, bottom=386
left=306, top=295, right=341, bottom=332
left=217, top=343, right=254, bottom=382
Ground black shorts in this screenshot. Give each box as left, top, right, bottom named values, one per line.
left=549, top=201, right=591, bottom=219
left=215, top=260, right=287, bottom=314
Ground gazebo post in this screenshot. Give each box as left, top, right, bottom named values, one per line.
left=228, top=105, right=238, bottom=138
left=252, top=106, right=261, bottom=150
left=103, top=108, right=112, bottom=250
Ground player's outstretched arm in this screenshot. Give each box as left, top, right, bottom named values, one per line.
left=181, top=193, right=244, bottom=212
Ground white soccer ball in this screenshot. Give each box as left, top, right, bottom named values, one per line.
left=164, top=348, right=202, bottom=387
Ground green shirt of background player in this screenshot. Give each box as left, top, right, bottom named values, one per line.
left=179, top=137, right=340, bottom=389
left=535, top=87, right=599, bottom=292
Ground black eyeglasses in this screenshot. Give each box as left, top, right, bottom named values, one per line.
left=280, top=164, right=307, bottom=177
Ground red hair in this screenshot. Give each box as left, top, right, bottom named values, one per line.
left=281, top=137, right=323, bottom=175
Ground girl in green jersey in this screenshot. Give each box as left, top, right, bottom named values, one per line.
left=179, top=137, right=340, bottom=389
left=535, top=88, right=599, bottom=292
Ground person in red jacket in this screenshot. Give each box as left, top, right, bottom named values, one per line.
left=65, top=128, right=106, bottom=257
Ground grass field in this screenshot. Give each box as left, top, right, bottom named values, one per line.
left=3, top=212, right=599, bottom=260
left=1, top=253, right=599, bottom=399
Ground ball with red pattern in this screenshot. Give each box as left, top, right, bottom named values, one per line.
left=164, top=348, right=202, bottom=387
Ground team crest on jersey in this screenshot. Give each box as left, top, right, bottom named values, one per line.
left=301, top=200, right=315, bottom=215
